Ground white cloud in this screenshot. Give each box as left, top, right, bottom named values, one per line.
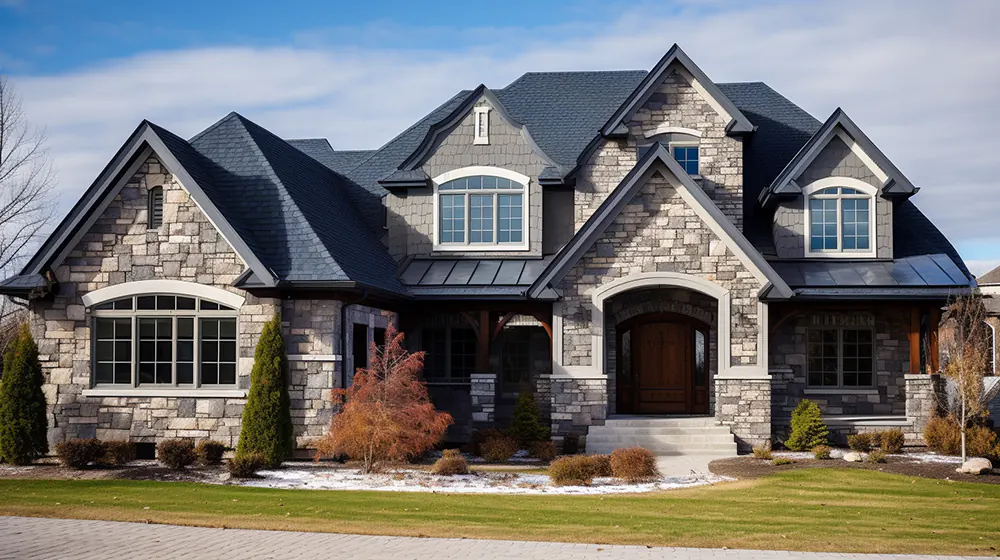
left=11, top=0, right=1000, bottom=263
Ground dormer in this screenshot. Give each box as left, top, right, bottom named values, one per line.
left=761, top=109, right=916, bottom=260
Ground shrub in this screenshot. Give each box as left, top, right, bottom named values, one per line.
left=530, top=440, right=557, bottom=461
left=784, top=400, right=828, bottom=451
left=237, top=315, right=293, bottom=469
left=878, top=429, right=905, bottom=454
left=315, top=325, right=451, bottom=473
left=195, top=440, right=227, bottom=465
left=587, top=454, right=613, bottom=477
left=0, top=325, right=48, bottom=465
left=610, top=447, right=659, bottom=482
left=99, top=441, right=135, bottom=466
left=812, top=445, right=832, bottom=460
left=772, top=457, right=794, bottom=466
left=157, top=439, right=196, bottom=470
left=55, top=438, right=103, bottom=469
left=469, top=428, right=507, bottom=457
left=432, top=450, right=468, bottom=475
left=480, top=435, right=518, bottom=463
left=508, top=393, right=550, bottom=446
left=966, top=426, right=1000, bottom=461
left=228, top=451, right=268, bottom=478
left=752, top=444, right=773, bottom=460
left=924, top=416, right=961, bottom=455
left=867, top=449, right=887, bottom=464
left=549, top=455, right=600, bottom=486
left=848, top=432, right=876, bottom=453
left=562, top=434, right=580, bottom=455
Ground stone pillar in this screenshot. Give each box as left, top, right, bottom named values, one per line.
left=904, top=374, right=944, bottom=443
left=550, top=376, right=607, bottom=439
left=470, top=373, right=496, bottom=429
left=716, top=377, right=771, bottom=452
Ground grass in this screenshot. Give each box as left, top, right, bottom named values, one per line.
left=0, top=469, right=998, bottom=555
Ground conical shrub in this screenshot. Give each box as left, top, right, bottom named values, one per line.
left=0, top=324, right=48, bottom=464
left=508, top=392, right=550, bottom=446
left=784, top=399, right=829, bottom=451
left=236, top=315, right=292, bottom=468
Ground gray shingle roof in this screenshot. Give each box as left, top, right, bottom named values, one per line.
left=285, top=138, right=375, bottom=175
left=978, top=265, right=1000, bottom=286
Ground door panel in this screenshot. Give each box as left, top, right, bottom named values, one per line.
left=617, top=316, right=709, bottom=415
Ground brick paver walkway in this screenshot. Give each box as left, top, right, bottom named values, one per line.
left=0, top=516, right=984, bottom=559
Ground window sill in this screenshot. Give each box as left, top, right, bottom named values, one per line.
left=82, top=388, right=246, bottom=398
left=804, top=388, right=878, bottom=395
left=432, top=245, right=530, bottom=253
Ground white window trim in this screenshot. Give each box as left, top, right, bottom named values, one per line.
left=803, top=177, right=878, bottom=258
left=644, top=125, right=702, bottom=139
left=473, top=107, right=490, bottom=145
left=431, top=166, right=531, bottom=252
left=82, top=280, right=245, bottom=309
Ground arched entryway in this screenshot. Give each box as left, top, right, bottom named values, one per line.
left=616, top=312, right=711, bottom=415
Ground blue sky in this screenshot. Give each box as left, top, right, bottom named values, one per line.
left=3, top=0, right=1000, bottom=274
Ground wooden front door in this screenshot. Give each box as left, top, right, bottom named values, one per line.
left=616, top=314, right=709, bottom=415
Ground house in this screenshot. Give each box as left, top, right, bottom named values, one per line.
left=0, top=45, right=973, bottom=455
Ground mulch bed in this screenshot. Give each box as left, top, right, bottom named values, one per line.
left=709, top=454, right=1000, bottom=484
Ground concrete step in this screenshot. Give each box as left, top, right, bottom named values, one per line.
left=586, top=433, right=736, bottom=445
left=585, top=415, right=737, bottom=456
left=597, top=416, right=720, bottom=428
left=587, top=442, right=737, bottom=455
left=587, top=426, right=734, bottom=436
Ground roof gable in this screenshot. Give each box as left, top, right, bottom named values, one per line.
left=600, top=44, right=754, bottom=138
left=528, top=144, right=793, bottom=299
left=760, top=108, right=917, bottom=205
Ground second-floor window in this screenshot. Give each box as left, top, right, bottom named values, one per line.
left=672, top=145, right=699, bottom=175
left=806, top=185, right=874, bottom=255
left=437, top=174, right=526, bottom=248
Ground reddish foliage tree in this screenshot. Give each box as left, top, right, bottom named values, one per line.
left=315, top=325, right=452, bottom=473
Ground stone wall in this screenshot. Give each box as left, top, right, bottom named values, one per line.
left=716, top=378, right=771, bottom=451
left=470, top=373, right=496, bottom=429
left=343, top=304, right=397, bottom=386
left=31, top=155, right=278, bottom=448
left=769, top=307, right=911, bottom=440
left=282, top=299, right=342, bottom=446
left=551, top=377, right=607, bottom=437
left=385, top=98, right=549, bottom=259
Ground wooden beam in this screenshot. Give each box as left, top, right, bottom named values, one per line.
left=909, top=307, right=921, bottom=374
left=929, top=306, right=941, bottom=373
left=476, top=310, right=490, bottom=373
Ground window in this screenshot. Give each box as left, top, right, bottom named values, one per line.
left=473, top=107, right=490, bottom=145
left=148, top=186, right=163, bottom=229
left=807, top=186, right=872, bottom=254
left=421, top=327, right=476, bottom=382
left=437, top=175, right=525, bottom=248
left=672, top=146, right=699, bottom=175
left=352, top=323, right=369, bottom=372
left=807, top=328, right=874, bottom=387
left=91, top=295, right=238, bottom=388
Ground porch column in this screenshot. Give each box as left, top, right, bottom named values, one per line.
left=470, top=373, right=497, bottom=428
left=904, top=373, right=944, bottom=445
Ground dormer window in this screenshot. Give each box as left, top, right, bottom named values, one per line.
left=805, top=180, right=876, bottom=257
left=148, top=186, right=164, bottom=229
left=433, top=167, right=530, bottom=251
left=473, top=107, right=490, bottom=145
left=672, top=145, right=699, bottom=175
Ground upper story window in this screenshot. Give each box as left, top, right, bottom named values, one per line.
left=148, top=186, right=164, bottom=229
left=434, top=167, right=530, bottom=251
left=91, top=294, right=238, bottom=388
left=473, top=107, right=490, bottom=145
left=672, top=146, right=699, bottom=175
left=804, top=180, right=876, bottom=257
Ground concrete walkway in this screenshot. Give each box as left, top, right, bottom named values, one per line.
left=0, top=516, right=984, bottom=559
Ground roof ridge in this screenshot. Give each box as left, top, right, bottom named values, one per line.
left=188, top=111, right=241, bottom=144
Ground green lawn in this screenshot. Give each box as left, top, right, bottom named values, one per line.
left=0, top=469, right=998, bottom=555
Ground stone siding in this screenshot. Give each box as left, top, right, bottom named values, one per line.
left=32, top=155, right=278, bottom=448
left=551, top=377, right=607, bottom=438
left=716, top=378, right=771, bottom=451
left=769, top=308, right=911, bottom=441
left=343, top=304, right=397, bottom=386
left=470, top=373, right=496, bottom=428
left=385, top=99, right=548, bottom=259
left=282, top=299, right=342, bottom=446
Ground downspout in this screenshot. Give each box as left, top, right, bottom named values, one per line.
left=985, top=320, right=996, bottom=376
left=340, top=289, right=369, bottom=389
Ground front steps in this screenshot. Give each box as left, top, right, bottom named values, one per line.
left=585, top=416, right=738, bottom=456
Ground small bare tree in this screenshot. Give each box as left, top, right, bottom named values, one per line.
left=940, top=294, right=991, bottom=462
left=0, top=74, right=55, bottom=330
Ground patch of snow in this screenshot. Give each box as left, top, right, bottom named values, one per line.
left=240, top=468, right=731, bottom=495
left=0, top=466, right=36, bottom=474
left=772, top=451, right=813, bottom=460
left=901, top=452, right=963, bottom=464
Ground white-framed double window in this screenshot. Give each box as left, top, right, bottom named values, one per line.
left=91, top=294, right=239, bottom=388
left=433, top=167, right=530, bottom=251
left=804, top=178, right=877, bottom=257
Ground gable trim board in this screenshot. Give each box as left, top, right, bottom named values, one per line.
left=600, top=44, right=755, bottom=138
left=397, top=85, right=559, bottom=174
left=528, top=143, right=794, bottom=300
left=760, top=108, right=916, bottom=207
left=19, top=122, right=277, bottom=289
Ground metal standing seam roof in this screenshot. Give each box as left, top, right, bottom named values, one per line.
left=770, top=254, right=970, bottom=288
left=400, top=257, right=554, bottom=287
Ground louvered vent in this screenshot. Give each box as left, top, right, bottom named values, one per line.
left=148, top=186, right=164, bottom=229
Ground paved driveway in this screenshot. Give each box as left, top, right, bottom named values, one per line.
left=0, top=516, right=982, bottom=560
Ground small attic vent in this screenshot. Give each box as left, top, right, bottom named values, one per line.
left=148, top=186, right=163, bottom=229
left=473, top=107, right=490, bottom=145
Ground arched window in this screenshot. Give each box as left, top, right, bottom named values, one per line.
left=148, top=186, right=164, bottom=229
left=805, top=181, right=876, bottom=256
left=433, top=168, right=529, bottom=250
left=90, top=294, right=238, bottom=388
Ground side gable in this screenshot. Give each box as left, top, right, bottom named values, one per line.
left=528, top=145, right=793, bottom=299
left=600, top=44, right=754, bottom=137
left=10, top=121, right=275, bottom=293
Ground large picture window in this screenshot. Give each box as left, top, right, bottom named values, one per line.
left=421, top=326, right=476, bottom=382
left=806, top=185, right=874, bottom=255
left=92, top=294, right=238, bottom=388
left=807, top=328, right=874, bottom=388
left=436, top=174, right=526, bottom=249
